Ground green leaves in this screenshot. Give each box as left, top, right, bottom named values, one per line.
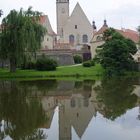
left=0, top=7, right=46, bottom=72
left=97, top=28, right=137, bottom=75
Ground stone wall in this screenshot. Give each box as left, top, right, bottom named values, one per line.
left=37, top=49, right=91, bottom=66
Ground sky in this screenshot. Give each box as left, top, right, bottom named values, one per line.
left=0, top=0, right=140, bottom=32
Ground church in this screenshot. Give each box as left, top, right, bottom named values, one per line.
left=56, top=0, right=94, bottom=49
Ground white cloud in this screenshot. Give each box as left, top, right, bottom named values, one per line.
left=0, top=0, right=140, bottom=31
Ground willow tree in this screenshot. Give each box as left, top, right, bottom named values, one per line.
left=0, top=7, right=46, bottom=72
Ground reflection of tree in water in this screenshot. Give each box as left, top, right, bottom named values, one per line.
left=0, top=81, right=48, bottom=140
left=94, top=77, right=138, bottom=120
left=20, top=80, right=58, bottom=96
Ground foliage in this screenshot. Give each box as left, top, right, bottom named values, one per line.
left=73, top=55, right=83, bottom=64
left=137, top=26, right=140, bottom=45
left=94, top=77, right=138, bottom=120
left=36, top=57, right=57, bottom=71
left=0, top=81, right=48, bottom=139
left=90, top=59, right=95, bottom=66
left=0, top=7, right=46, bottom=72
left=0, top=9, right=3, bottom=17
left=96, top=28, right=137, bottom=75
left=21, top=60, right=36, bottom=70
left=0, top=64, right=104, bottom=78
left=83, top=59, right=95, bottom=67
left=83, top=61, right=91, bottom=67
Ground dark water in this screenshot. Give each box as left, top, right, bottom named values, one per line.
left=0, top=78, right=140, bottom=140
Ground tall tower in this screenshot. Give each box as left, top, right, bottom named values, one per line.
left=56, top=0, right=69, bottom=37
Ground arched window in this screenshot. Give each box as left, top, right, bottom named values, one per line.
left=82, top=34, right=88, bottom=43
left=69, top=34, right=75, bottom=44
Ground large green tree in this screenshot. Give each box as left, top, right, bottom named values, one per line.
left=94, top=77, right=138, bottom=120
left=96, top=28, right=137, bottom=75
left=137, top=26, right=140, bottom=45
left=0, top=7, right=46, bottom=72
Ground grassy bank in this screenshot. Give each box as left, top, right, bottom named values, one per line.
left=0, top=64, right=104, bottom=80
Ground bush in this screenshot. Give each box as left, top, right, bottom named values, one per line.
left=21, top=61, right=36, bottom=70
left=73, top=55, right=83, bottom=64
left=83, top=61, right=91, bottom=67
left=36, top=57, right=57, bottom=71
left=90, top=59, right=95, bottom=66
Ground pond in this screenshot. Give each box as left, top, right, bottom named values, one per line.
left=0, top=77, right=140, bottom=140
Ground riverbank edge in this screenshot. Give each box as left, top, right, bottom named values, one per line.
left=0, top=65, right=103, bottom=80
left=0, top=64, right=139, bottom=81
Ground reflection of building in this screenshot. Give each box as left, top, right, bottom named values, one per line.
left=39, top=80, right=140, bottom=140
left=40, top=81, right=100, bottom=140
left=59, top=93, right=97, bottom=140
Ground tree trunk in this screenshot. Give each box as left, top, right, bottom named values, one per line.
left=10, top=57, right=16, bottom=72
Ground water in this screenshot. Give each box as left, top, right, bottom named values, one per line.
left=0, top=78, right=140, bottom=140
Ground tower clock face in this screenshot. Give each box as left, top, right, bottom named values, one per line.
left=62, top=8, right=65, bottom=13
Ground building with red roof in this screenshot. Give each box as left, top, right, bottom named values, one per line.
left=90, top=20, right=140, bottom=61
left=38, top=15, right=57, bottom=50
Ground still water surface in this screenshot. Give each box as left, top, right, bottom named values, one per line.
left=0, top=78, right=140, bottom=140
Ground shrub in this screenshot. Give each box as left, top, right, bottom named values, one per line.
left=36, top=57, right=57, bottom=71
left=21, top=61, right=36, bottom=70
left=90, top=59, right=95, bottom=66
left=73, top=55, right=83, bottom=64
left=83, top=61, right=91, bottom=67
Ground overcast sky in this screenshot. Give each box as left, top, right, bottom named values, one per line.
left=0, top=0, right=140, bottom=32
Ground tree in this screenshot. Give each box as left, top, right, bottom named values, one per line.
left=0, top=80, right=48, bottom=139
left=137, top=26, right=140, bottom=45
left=97, top=28, right=137, bottom=75
left=94, top=77, right=138, bottom=120
left=0, top=9, right=3, bottom=17
left=0, top=7, right=46, bottom=72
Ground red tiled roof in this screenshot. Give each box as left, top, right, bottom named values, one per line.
left=94, top=26, right=139, bottom=43
left=117, top=29, right=139, bottom=43
left=39, top=15, right=46, bottom=24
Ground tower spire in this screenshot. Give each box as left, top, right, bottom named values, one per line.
left=92, top=20, right=97, bottom=30
left=103, top=19, right=108, bottom=27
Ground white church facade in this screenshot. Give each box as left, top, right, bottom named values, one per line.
left=56, top=0, right=94, bottom=49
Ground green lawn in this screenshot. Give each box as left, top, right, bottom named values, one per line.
left=0, top=64, right=104, bottom=79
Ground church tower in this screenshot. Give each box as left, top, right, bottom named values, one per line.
left=56, top=0, right=69, bottom=37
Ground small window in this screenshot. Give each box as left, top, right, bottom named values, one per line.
left=47, top=38, right=49, bottom=41
left=75, top=25, right=77, bottom=29
left=82, top=34, right=88, bottom=43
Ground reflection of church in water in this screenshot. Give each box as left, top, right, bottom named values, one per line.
left=41, top=81, right=102, bottom=140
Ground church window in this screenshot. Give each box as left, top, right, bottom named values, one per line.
left=75, top=25, right=77, bottom=29
left=69, top=34, right=75, bottom=44
left=82, top=34, right=88, bottom=43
